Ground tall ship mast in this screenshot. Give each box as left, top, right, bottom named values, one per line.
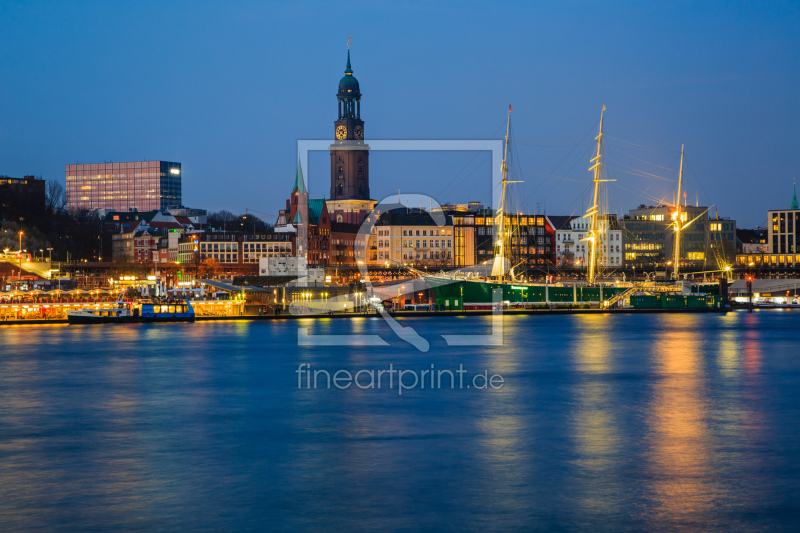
left=672, top=145, right=685, bottom=280
left=490, top=106, right=521, bottom=280
left=583, top=105, right=614, bottom=285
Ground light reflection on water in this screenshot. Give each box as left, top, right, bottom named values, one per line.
left=644, top=316, right=713, bottom=528
left=570, top=315, right=624, bottom=523
left=1, top=312, right=800, bottom=530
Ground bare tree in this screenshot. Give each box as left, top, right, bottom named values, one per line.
left=207, top=210, right=238, bottom=231
left=45, top=180, right=66, bottom=214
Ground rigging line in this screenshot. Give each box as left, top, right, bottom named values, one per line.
left=605, top=136, right=679, bottom=152
left=606, top=161, right=677, bottom=182
left=436, top=145, right=492, bottom=201
left=512, top=139, right=596, bottom=146
left=608, top=167, right=677, bottom=186
left=605, top=144, right=678, bottom=171
left=614, top=182, right=669, bottom=206
left=606, top=156, right=676, bottom=181
left=524, top=119, right=599, bottom=205
left=509, top=121, right=532, bottom=213
left=684, top=161, right=712, bottom=208
left=437, top=151, right=492, bottom=203
left=519, top=171, right=588, bottom=183
left=435, top=120, right=505, bottom=200
left=531, top=142, right=597, bottom=204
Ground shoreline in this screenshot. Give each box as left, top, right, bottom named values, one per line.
left=0, top=306, right=737, bottom=326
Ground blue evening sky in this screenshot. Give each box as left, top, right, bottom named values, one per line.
left=1, top=0, right=798, bottom=227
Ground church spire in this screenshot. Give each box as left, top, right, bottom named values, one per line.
left=792, top=178, right=798, bottom=210
left=293, top=158, right=307, bottom=195
left=345, top=49, right=352, bottom=74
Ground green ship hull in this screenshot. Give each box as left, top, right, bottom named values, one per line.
left=426, top=277, right=628, bottom=308
left=426, top=277, right=723, bottom=310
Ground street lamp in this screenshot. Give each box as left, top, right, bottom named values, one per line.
left=192, top=235, right=200, bottom=278
left=17, top=231, right=24, bottom=280
left=47, top=247, right=53, bottom=263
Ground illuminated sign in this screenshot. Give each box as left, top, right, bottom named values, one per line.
left=170, top=168, right=180, bottom=175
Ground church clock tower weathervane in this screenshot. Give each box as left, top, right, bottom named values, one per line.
left=328, top=39, right=375, bottom=224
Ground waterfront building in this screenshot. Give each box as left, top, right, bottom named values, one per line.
left=468, top=208, right=555, bottom=278
left=0, top=175, right=46, bottom=222
left=103, top=209, right=198, bottom=262
left=155, top=229, right=183, bottom=264
left=737, top=228, right=768, bottom=254
left=176, top=232, right=292, bottom=267
left=549, top=215, right=579, bottom=267
left=447, top=212, right=477, bottom=268
left=735, top=251, right=800, bottom=272
left=165, top=207, right=207, bottom=229
left=369, top=209, right=456, bottom=269
left=552, top=215, right=624, bottom=269
left=112, top=227, right=165, bottom=263
left=735, top=185, right=800, bottom=274
left=623, top=204, right=737, bottom=271
left=767, top=182, right=800, bottom=254
left=330, top=222, right=360, bottom=267
left=66, top=161, right=182, bottom=212
left=420, top=204, right=553, bottom=276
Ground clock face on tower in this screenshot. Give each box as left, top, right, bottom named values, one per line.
left=336, top=125, right=347, bottom=140
left=354, top=125, right=364, bottom=140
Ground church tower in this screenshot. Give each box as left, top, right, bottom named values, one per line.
left=327, top=47, right=376, bottom=225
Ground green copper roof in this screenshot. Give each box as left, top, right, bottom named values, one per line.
left=290, top=199, right=326, bottom=225
left=308, top=199, right=326, bottom=224
left=792, top=181, right=798, bottom=210
left=338, top=50, right=360, bottom=94
left=293, top=158, right=307, bottom=195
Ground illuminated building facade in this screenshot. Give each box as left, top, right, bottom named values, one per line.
left=368, top=210, right=456, bottom=268
left=767, top=184, right=800, bottom=254
left=623, top=204, right=737, bottom=270
left=553, top=215, right=624, bottom=268
left=66, top=161, right=182, bottom=212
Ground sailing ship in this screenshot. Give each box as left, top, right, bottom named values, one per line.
left=425, top=106, right=629, bottom=309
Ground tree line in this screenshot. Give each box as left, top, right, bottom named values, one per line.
left=0, top=178, right=101, bottom=262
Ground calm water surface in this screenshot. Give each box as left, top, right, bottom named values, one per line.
left=1, top=311, right=800, bottom=531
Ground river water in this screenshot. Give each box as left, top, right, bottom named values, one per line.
left=1, top=311, right=799, bottom=531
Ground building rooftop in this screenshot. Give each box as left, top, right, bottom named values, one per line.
left=547, top=215, right=579, bottom=230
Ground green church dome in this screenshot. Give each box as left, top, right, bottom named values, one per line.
left=338, top=50, right=360, bottom=95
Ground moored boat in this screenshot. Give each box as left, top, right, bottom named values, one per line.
left=67, top=299, right=195, bottom=324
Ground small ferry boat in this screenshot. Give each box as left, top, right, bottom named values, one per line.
left=67, top=299, right=195, bottom=324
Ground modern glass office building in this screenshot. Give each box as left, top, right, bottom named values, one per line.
left=66, top=161, right=181, bottom=212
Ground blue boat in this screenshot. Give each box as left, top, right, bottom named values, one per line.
left=67, top=299, right=195, bottom=324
